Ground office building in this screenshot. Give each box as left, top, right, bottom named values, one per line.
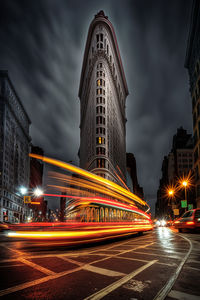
left=79, top=11, right=128, bottom=185
left=0, top=71, right=31, bottom=222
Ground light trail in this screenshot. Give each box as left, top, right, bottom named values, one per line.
left=8, top=223, right=152, bottom=240
left=48, top=172, right=135, bottom=204
left=29, top=154, right=149, bottom=210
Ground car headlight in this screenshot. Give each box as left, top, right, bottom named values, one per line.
left=161, top=220, right=166, bottom=226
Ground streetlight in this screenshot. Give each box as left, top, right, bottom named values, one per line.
left=182, top=180, right=188, bottom=202
left=178, top=175, right=192, bottom=212
left=168, top=189, right=174, bottom=197
left=19, top=186, right=28, bottom=195
left=33, top=188, right=43, bottom=197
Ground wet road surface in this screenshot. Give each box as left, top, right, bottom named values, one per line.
left=0, top=227, right=199, bottom=300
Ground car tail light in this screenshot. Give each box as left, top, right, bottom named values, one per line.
left=186, top=221, right=195, bottom=225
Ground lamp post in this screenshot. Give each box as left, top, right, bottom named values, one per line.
left=182, top=180, right=188, bottom=212
left=182, top=180, right=187, bottom=200
left=168, top=189, right=175, bottom=219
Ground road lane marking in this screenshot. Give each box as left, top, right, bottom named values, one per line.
left=0, top=266, right=82, bottom=297
left=168, top=289, right=200, bottom=300
left=58, top=256, right=84, bottom=266
left=84, top=260, right=157, bottom=300
left=0, top=241, right=155, bottom=297
left=59, top=254, right=127, bottom=277
left=82, top=265, right=125, bottom=277
left=0, top=244, right=26, bottom=257
left=183, top=265, right=200, bottom=272
left=144, top=246, right=189, bottom=251
left=18, top=258, right=56, bottom=276
left=118, top=255, right=177, bottom=267
left=187, top=259, right=200, bottom=264
left=132, top=251, right=182, bottom=259
left=153, top=234, right=193, bottom=300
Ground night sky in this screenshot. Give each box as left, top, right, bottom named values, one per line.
left=0, top=0, right=193, bottom=212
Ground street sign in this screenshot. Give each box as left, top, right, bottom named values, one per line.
left=181, top=200, right=187, bottom=208
left=188, top=204, right=193, bottom=210
left=173, top=209, right=179, bottom=215
left=24, top=196, right=31, bottom=203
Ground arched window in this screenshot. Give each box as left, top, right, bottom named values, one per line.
left=96, top=34, right=104, bottom=49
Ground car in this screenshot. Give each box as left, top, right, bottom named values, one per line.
left=155, top=219, right=167, bottom=227
left=173, top=209, right=200, bottom=232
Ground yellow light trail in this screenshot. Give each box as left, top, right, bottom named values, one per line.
left=8, top=225, right=152, bottom=239
left=29, top=154, right=149, bottom=209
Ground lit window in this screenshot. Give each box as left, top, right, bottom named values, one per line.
left=96, top=158, right=105, bottom=168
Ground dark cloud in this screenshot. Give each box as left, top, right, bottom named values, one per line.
left=0, top=0, right=193, bottom=211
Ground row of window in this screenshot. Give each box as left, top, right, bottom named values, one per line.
left=96, top=158, right=105, bottom=168
left=178, top=152, right=193, bottom=157
left=96, top=137, right=105, bottom=145
left=96, top=127, right=105, bottom=135
left=97, top=71, right=105, bottom=78
left=96, top=61, right=106, bottom=163
left=96, top=106, right=105, bottom=114
left=97, top=79, right=105, bottom=87
left=2, top=199, right=22, bottom=211
left=97, top=63, right=103, bottom=69
left=96, top=116, right=105, bottom=125
left=97, top=97, right=105, bottom=104
left=96, top=88, right=105, bottom=95
left=178, top=158, right=193, bottom=163
left=95, top=38, right=121, bottom=101
left=178, top=164, right=193, bottom=169
left=96, top=147, right=106, bottom=155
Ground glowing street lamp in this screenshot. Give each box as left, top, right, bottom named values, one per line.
left=178, top=174, right=193, bottom=212
left=19, top=186, right=28, bottom=195
left=168, top=189, right=174, bottom=196
left=181, top=180, right=188, bottom=202
left=33, top=188, right=43, bottom=197
left=182, top=180, right=188, bottom=187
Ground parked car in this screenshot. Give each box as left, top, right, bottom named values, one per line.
left=173, top=209, right=200, bottom=232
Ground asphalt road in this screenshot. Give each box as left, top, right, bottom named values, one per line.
left=0, top=227, right=199, bottom=300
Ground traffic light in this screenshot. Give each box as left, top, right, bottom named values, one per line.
left=24, top=196, right=31, bottom=203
